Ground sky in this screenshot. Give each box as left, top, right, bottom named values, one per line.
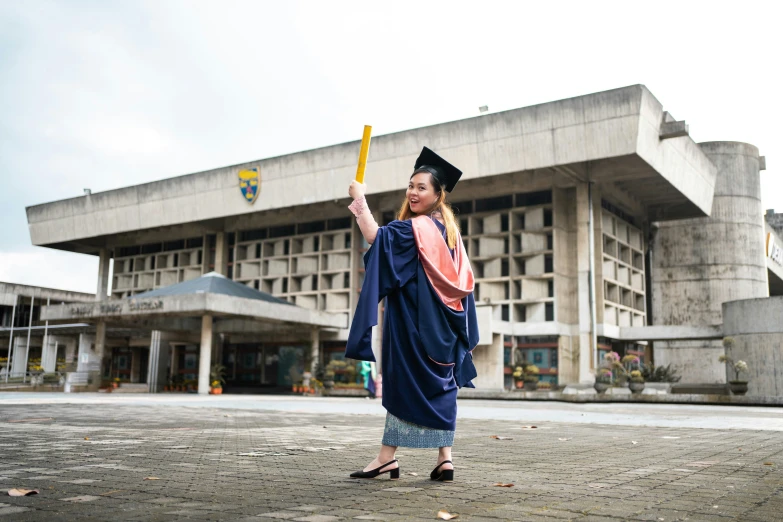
left=0, top=0, right=780, bottom=294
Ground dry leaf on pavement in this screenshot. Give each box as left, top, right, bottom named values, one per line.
left=490, top=435, right=513, bottom=440
left=83, top=437, right=90, bottom=441
left=764, top=462, right=773, bottom=466
left=143, top=477, right=161, bottom=480
left=437, top=510, right=458, bottom=520
left=493, top=483, right=514, bottom=487
left=9, top=488, right=39, bottom=497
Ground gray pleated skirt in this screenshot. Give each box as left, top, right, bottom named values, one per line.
left=381, top=412, right=455, bottom=448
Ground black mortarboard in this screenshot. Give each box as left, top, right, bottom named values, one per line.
left=413, top=147, right=462, bottom=193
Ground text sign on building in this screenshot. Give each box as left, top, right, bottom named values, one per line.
left=68, top=299, right=164, bottom=318
left=767, top=233, right=783, bottom=267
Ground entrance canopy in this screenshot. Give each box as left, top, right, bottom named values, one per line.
left=40, top=272, right=348, bottom=335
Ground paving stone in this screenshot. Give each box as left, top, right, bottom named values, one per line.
left=1, top=401, right=783, bottom=521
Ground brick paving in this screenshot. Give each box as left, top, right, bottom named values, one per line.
left=1, top=402, right=782, bottom=521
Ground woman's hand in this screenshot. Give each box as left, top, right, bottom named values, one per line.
left=349, top=180, right=366, bottom=200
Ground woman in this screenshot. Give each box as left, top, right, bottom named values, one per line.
left=345, top=146, right=479, bottom=482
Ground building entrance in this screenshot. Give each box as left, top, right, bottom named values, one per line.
left=222, top=343, right=306, bottom=392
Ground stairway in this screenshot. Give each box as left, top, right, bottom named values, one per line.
left=113, top=383, right=150, bottom=393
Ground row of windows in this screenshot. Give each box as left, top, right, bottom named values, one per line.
left=238, top=217, right=352, bottom=243
left=117, top=237, right=204, bottom=258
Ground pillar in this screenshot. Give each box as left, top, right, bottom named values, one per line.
left=575, top=183, right=596, bottom=382
left=148, top=330, right=170, bottom=393
left=97, top=248, right=111, bottom=299
left=310, top=328, right=320, bottom=374
left=10, top=337, right=27, bottom=377
left=41, top=339, right=57, bottom=373
left=91, top=321, right=107, bottom=388
left=214, top=233, right=229, bottom=276
left=652, top=142, right=767, bottom=382
left=198, top=315, right=213, bottom=394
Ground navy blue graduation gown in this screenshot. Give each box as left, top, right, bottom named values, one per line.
left=346, top=219, right=479, bottom=431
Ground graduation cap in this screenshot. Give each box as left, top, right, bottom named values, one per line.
left=413, top=147, right=463, bottom=193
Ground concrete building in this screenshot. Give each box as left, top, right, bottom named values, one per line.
left=0, top=282, right=94, bottom=384
left=766, top=209, right=783, bottom=236
left=15, top=84, right=781, bottom=394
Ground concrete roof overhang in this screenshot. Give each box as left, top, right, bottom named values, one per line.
left=39, top=293, right=348, bottom=335
left=27, top=85, right=718, bottom=255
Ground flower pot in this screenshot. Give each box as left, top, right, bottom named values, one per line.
left=629, top=382, right=645, bottom=394
left=729, top=381, right=748, bottom=396
left=594, top=382, right=610, bottom=394
left=524, top=380, right=538, bottom=391
left=112, top=382, right=119, bottom=389
left=514, top=381, right=523, bottom=389
left=210, top=387, right=223, bottom=395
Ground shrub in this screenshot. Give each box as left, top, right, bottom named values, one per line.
left=640, top=363, right=681, bottom=383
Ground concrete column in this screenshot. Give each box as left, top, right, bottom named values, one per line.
left=96, top=248, right=111, bottom=299
left=310, top=328, right=320, bottom=374
left=575, top=184, right=594, bottom=382
left=198, top=315, right=213, bottom=394
left=214, top=233, right=229, bottom=276
left=65, top=338, right=77, bottom=371
left=148, top=331, right=171, bottom=393
left=471, top=334, right=504, bottom=389
left=41, top=340, right=57, bottom=373
left=11, top=337, right=27, bottom=376
left=91, top=321, right=107, bottom=388
left=652, top=142, right=768, bottom=382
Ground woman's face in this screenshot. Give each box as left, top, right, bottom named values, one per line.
left=407, top=172, right=440, bottom=214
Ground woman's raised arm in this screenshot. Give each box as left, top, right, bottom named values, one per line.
left=348, top=180, right=379, bottom=244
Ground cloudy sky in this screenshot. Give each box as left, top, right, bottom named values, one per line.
left=0, top=0, right=780, bottom=293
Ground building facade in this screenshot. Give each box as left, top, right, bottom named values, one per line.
left=16, top=84, right=780, bottom=394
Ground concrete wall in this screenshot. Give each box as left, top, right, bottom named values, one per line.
left=652, top=142, right=768, bottom=383
left=0, top=282, right=94, bottom=306
left=27, top=85, right=716, bottom=253
left=723, top=297, right=783, bottom=396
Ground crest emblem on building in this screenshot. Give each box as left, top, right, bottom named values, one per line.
left=238, top=168, right=260, bottom=204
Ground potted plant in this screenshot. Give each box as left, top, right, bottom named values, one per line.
left=719, top=339, right=748, bottom=395
left=594, top=368, right=613, bottom=394
left=523, top=364, right=540, bottom=391
left=537, top=381, right=552, bottom=391
left=629, top=370, right=645, bottom=394
left=512, top=366, right=524, bottom=389
left=112, top=377, right=121, bottom=389
left=210, top=363, right=226, bottom=394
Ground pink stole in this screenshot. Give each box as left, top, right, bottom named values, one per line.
left=410, top=215, right=474, bottom=311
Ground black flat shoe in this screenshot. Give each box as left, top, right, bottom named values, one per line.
left=430, top=460, right=454, bottom=482
left=350, top=459, right=400, bottom=479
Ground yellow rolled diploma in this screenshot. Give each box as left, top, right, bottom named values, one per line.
left=355, top=125, right=373, bottom=183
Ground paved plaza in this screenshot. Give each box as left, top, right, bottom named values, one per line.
left=1, top=395, right=782, bottom=521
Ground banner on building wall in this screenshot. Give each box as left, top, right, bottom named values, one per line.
left=767, top=233, right=783, bottom=267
